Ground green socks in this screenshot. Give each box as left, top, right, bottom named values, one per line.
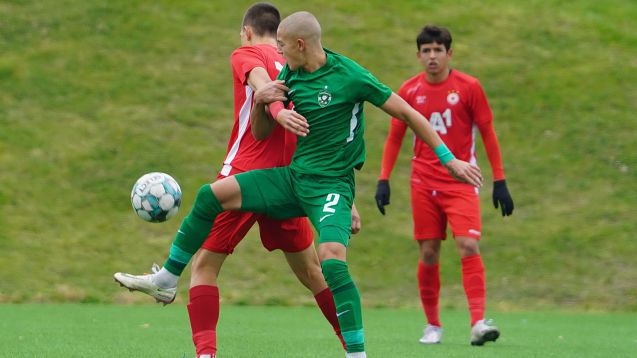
left=321, top=259, right=364, bottom=353
left=163, top=184, right=223, bottom=275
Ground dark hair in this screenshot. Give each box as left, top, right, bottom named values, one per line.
left=416, top=25, right=452, bottom=51
left=242, top=3, right=280, bottom=37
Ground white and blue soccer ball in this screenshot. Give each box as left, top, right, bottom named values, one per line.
left=131, top=172, right=182, bottom=223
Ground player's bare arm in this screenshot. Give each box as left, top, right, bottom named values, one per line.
left=252, top=80, right=310, bottom=137
left=380, top=93, right=483, bottom=187
left=248, top=68, right=287, bottom=140
left=350, top=203, right=361, bottom=235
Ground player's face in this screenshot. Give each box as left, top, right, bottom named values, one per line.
left=417, top=42, right=451, bottom=76
left=277, top=30, right=302, bottom=70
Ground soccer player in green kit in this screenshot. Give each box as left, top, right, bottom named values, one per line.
left=116, top=11, right=482, bottom=357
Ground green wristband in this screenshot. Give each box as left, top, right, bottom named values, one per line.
left=433, top=144, right=455, bottom=165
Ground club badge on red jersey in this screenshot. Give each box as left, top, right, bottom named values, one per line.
left=447, top=90, right=460, bottom=105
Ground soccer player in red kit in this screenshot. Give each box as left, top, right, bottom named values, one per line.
left=374, top=25, right=514, bottom=346
left=115, top=4, right=350, bottom=357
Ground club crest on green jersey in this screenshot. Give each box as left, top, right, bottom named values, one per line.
left=318, top=86, right=332, bottom=107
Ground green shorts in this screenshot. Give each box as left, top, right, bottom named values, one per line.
left=235, top=166, right=355, bottom=246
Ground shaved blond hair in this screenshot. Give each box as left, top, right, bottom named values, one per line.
left=279, top=11, right=322, bottom=45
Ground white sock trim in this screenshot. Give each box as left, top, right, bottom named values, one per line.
left=152, top=267, right=178, bottom=288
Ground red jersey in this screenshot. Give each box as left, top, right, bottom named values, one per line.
left=219, top=44, right=295, bottom=176
left=381, top=70, right=499, bottom=191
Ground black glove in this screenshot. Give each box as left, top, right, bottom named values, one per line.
left=492, top=179, right=514, bottom=216
left=375, top=180, right=390, bottom=215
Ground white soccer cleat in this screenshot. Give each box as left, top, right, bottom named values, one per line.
left=345, top=352, right=366, bottom=358
left=113, top=264, right=176, bottom=305
left=419, top=324, right=443, bottom=344
left=470, top=319, right=500, bottom=346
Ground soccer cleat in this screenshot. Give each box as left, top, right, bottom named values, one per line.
left=470, top=319, right=500, bottom=346
left=345, top=352, right=366, bottom=358
left=419, top=324, right=443, bottom=344
left=113, top=264, right=176, bottom=305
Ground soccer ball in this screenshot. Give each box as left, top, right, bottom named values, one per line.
left=131, top=172, right=182, bottom=223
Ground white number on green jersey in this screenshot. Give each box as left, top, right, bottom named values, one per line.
left=322, top=193, right=341, bottom=213
left=320, top=194, right=341, bottom=223
left=430, top=108, right=452, bottom=135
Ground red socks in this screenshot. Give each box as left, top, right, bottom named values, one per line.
left=188, top=285, right=220, bottom=357
left=461, top=254, right=486, bottom=326
left=314, top=287, right=346, bottom=349
left=418, top=255, right=486, bottom=327
left=417, top=261, right=441, bottom=327
left=187, top=285, right=345, bottom=355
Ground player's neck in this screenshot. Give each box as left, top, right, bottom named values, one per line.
left=301, top=48, right=327, bottom=73
left=425, top=68, right=451, bottom=84
left=250, top=36, right=277, bottom=47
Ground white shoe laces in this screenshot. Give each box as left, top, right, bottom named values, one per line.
left=151, top=263, right=161, bottom=274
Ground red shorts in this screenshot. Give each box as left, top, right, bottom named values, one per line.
left=201, top=210, right=313, bottom=254
left=201, top=171, right=313, bottom=254
left=411, top=185, right=482, bottom=240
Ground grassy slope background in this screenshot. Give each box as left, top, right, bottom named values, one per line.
left=0, top=0, right=635, bottom=311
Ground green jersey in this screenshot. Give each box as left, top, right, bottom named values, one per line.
left=277, top=49, right=392, bottom=176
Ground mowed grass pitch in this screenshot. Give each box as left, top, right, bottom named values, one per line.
left=1, top=304, right=635, bottom=357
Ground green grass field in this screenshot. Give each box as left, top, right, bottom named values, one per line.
left=1, top=304, right=635, bottom=357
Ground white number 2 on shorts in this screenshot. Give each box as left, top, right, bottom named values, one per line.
left=322, top=193, right=341, bottom=213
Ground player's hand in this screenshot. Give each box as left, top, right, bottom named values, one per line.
left=254, top=80, right=289, bottom=105
left=374, top=179, right=390, bottom=215
left=444, top=159, right=482, bottom=187
left=350, top=204, right=361, bottom=234
left=492, top=179, right=514, bottom=216
left=275, top=109, right=309, bottom=137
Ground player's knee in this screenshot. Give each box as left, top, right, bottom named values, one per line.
left=421, top=249, right=439, bottom=264
left=317, top=226, right=349, bottom=261
left=419, top=241, right=441, bottom=264
left=210, top=177, right=242, bottom=210
left=456, top=237, right=480, bottom=257
left=191, top=184, right=225, bottom=219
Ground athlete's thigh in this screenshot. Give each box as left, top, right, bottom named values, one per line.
left=235, top=166, right=305, bottom=219
left=294, top=173, right=354, bottom=246
left=257, top=216, right=314, bottom=252
left=411, top=183, right=447, bottom=240
left=440, top=190, right=482, bottom=239
left=201, top=210, right=259, bottom=254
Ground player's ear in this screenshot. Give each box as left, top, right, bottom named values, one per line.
left=447, top=48, right=453, bottom=58
left=416, top=45, right=424, bottom=59
left=297, top=38, right=305, bottom=51
left=244, top=25, right=253, bottom=41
